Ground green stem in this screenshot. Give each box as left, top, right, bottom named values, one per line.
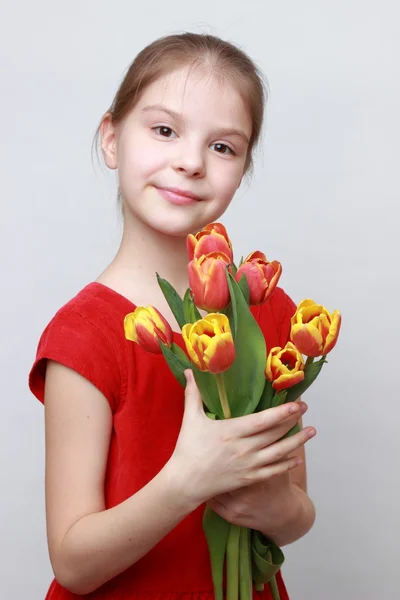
left=305, top=356, right=314, bottom=368
left=226, top=524, right=241, bottom=600
left=266, top=551, right=281, bottom=600
left=215, top=372, right=231, bottom=419
left=239, top=527, right=253, bottom=600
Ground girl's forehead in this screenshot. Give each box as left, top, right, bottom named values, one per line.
left=136, top=66, right=252, bottom=132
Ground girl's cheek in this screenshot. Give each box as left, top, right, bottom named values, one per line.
left=126, top=145, right=163, bottom=175
left=219, top=167, right=244, bottom=196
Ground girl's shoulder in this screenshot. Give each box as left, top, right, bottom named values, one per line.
left=28, top=282, right=133, bottom=411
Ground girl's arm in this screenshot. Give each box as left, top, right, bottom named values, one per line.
left=44, top=361, right=200, bottom=596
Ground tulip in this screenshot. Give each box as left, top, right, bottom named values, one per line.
left=290, top=299, right=342, bottom=358
left=188, top=251, right=233, bottom=311
left=265, top=342, right=305, bottom=391
left=182, top=313, right=235, bottom=374
left=187, top=222, right=233, bottom=262
left=235, top=251, right=282, bottom=305
left=124, top=306, right=173, bottom=354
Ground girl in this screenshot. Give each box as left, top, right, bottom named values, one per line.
left=29, top=32, right=316, bottom=599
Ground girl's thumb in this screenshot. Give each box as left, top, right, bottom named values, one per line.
left=184, top=369, right=202, bottom=412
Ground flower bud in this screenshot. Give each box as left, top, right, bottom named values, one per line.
left=187, top=222, right=233, bottom=262
left=188, top=251, right=233, bottom=311
left=124, top=306, right=173, bottom=354
left=290, top=299, right=341, bottom=357
left=265, top=342, right=305, bottom=391
left=182, top=313, right=235, bottom=373
left=235, top=251, right=282, bottom=305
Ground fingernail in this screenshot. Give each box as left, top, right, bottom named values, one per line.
left=289, top=404, right=300, bottom=414
left=300, top=402, right=308, bottom=414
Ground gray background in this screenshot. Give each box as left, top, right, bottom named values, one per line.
left=1, top=1, right=399, bottom=598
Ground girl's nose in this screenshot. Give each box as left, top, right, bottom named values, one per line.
left=172, top=143, right=206, bottom=178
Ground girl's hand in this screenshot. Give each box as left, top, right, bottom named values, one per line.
left=165, top=370, right=315, bottom=507
left=206, top=474, right=299, bottom=532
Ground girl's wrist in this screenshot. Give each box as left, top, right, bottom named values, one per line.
left=161, top=459, right=204, bottom=514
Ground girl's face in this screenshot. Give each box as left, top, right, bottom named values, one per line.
left=102, top=66, right=252, bottom=236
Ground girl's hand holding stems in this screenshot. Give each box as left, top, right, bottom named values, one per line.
left=165, top=370, right=316, bottom=547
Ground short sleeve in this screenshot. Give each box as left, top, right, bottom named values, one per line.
left=277, top=291, right=297, bottom=348
left=28, top=308, right=122, bottom=411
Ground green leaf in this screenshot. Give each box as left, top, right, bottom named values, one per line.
left=284, top=356, right=328, bottom=403
left=222, top=272, right=267, bottom=417
left=205, top=412, right=218, bottom=420
left=158, top=341, right=191, bottom=388
left=183, top=288, right=202, bottom=324
left=192, top=366, right=223, bottom=418
left=271, top=390, right=288, bottom=408
left=237, top=273, right=250, bottom=305
left=203, top=506, right=231, bottom=600
left=156, top=273, right=186, bottom=329
left=225, top=268, right=238, bottom=340
left=255, top=380, right=274, bottom=412
left=251, top=530, right=285, bottom=585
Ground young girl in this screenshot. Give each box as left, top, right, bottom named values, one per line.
left=29, top=32, right=316, bottom=599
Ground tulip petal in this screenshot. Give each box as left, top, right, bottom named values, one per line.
left=186, top=234, right=197, bottom=261
left=291, top=323, right=323, bottom=357
left=323, top=310, right=342, bottom=354
left=189, top=254, right=231, bottom=311
left=134, top=321, right=162, bottom=354
left=265, top=343, right=305, bottom=390
left=181, top=313, right=235, bottom=373
left=147, top=306, right=173, bottom=345
left=204, top=332, right=236, bottom=374
left=188, top=222, right=234, bottom=261
left=195, top=234, right=232, bottom=261
left=273, top=370, right=305, bottom=391
left=318, top=312, right=331, bottom=342
left=124, top=312, right=139, bottom=342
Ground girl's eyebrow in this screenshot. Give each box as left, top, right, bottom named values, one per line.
left=141, top=103, right=249, bottom=144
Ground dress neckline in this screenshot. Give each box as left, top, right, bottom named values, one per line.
left=86, top=281, right=184, bottom=338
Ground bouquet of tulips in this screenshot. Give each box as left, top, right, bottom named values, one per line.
left=124, top=223, right=341, bottom=600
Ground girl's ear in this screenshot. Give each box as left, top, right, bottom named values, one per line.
left=100, top=113, right=118, bottom=170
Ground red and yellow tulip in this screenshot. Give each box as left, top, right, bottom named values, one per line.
left=124, top=306, right=173, bottom=354
left=290, top=299, right=342, bottom=358
left=188, top=251, right=233, bottom=311
left=182, top=313, right=235, bottom=374
left=265, top=342, right=305, bottom=391
left=235, top=251, right=282, bottom=305
left=187, top=222, right=233, bottom=262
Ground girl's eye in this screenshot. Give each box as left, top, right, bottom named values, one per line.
left=153, top=126, right=176, bottom=138
left=211, top=143, right=235, bottom=156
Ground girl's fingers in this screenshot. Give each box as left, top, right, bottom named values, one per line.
left=228, top=402, right=302, bottom=438
left=255, top=455, right=303, bottom=481
left=247, top=411, right=305, bottom=450
left=254, top=426, right=316, bottom=470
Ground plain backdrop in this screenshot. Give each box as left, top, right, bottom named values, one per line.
left=1, top=1, right=399, bottom=598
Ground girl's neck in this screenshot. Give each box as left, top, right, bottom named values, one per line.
left=97, top=216, right=193, bottom=305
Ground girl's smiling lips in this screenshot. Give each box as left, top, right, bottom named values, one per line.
left=155, top=185, right=203, bottom=205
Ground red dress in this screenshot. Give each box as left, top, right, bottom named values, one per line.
left=29, top=282, right=296, bottom=600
